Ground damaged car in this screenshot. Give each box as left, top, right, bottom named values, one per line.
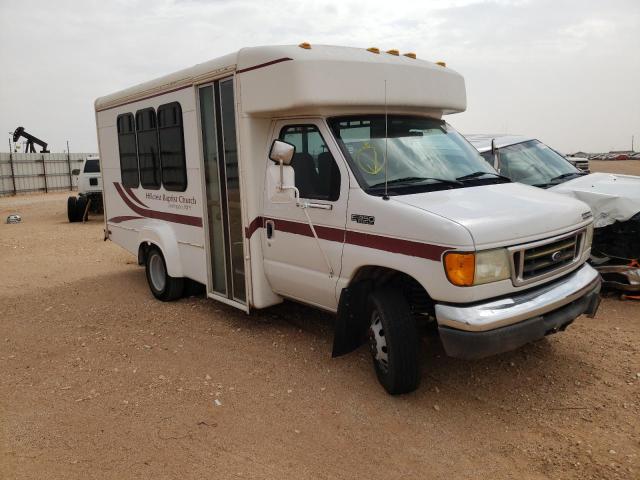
left=465, top=134, right=640, bottom=293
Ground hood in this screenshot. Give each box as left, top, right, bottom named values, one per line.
left=549, top=172, right=640, bottom=228
left=393, top=183, right=590, bottom=248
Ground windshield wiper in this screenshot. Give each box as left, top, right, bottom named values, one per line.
left=456, top=171, right=511, bottom=182
left=548, top=172, right=586, bottom=183
left=370, top=176, right=463, bottom=188
left=534, top=172, right=587, bottom=188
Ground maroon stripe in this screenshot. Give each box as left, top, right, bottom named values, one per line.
left=236, top=57, right=293, bottom=74
left=114, top=182, right=203, bottom=227
left=273, top=218, right=345, bottom=243
left=108, top=215, right=144, bottom=223
left=124, top=186, right=148, bottom=208
left=345, top=230, right=448, bottom=261
left=95, top=85, right=191, bottom=112
left=246, top=216, right=448, bottom=261
left=245, top=216, right=263, bottom=239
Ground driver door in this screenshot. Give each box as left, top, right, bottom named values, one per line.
left=261, top=119, right=349, bottom=310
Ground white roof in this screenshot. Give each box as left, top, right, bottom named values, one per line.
left=465, top=134, right=534, bottom=153
left=96, top=45, right=467, bottom=116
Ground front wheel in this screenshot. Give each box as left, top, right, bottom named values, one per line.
left=367, top=288, right=420, bottom=395
left=145, top=247, right=184, bottom=301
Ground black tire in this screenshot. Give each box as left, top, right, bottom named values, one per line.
left=76, top=196, right=88, bottom=222
left=367, top=288, right=420, bottom=395
left=145, top=246, right=184, bottom=301
left=67, top=196, right=78, bottom=222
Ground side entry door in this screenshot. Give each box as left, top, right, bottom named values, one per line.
left=262, top=120, right=349, bottom=310
left=199, top=78, right=246, bottom=306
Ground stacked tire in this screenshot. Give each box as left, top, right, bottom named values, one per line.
left=67, top=196, right=88, bottom=223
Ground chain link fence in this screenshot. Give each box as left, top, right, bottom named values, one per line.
left=0, top=152, right=98, bottom=197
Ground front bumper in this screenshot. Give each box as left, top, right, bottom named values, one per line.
left=595, top=263, right=640, bottom=292
left=435, top=263, right=601, bottom=359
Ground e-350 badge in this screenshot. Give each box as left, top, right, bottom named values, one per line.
left=351, top=214, right=375, bottom=225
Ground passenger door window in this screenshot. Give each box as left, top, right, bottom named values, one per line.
left=279, top=125, right=340, bottom=201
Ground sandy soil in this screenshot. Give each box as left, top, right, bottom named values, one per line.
left=589, top=160, right=640, bottom=175
left=1, top=183, right=639, bottom=479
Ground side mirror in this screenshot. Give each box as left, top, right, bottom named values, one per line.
left=71, top=168, right=80, bottom=176
left=269, top=140, right=295, bottom=165
left=267, top=140, right=297, bottom=204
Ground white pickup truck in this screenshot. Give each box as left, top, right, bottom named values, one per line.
left=96, top=45, right=601, bottom=394
left=67, top=156, right=103, bottom=222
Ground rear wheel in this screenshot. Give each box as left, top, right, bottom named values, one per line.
left=367, top=288, right=420, bottom=394
left=145, top=246, right=184, bottom=301
left=67, top=196, right=78, bottom=222
left=76, top=196, right=88, bottom=222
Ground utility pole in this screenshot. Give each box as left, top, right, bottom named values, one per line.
left=632, top=135, right=635, bottom=152
left=8, top=138, right=16, bottom=195
left=66, top=140, right=73, bottom=191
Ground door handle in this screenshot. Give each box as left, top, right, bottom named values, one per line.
left=265, top=219, right=275, bottom=239
left=300, top=201, right=332, bottom=210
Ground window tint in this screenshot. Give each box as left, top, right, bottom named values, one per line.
left=116, top=113, right=139, bottom=187
left=158, top=102, right=187, bottom=191
left=279, top=125, right=340, bottom=201
left=136, top=108, right=161, bottom=189
left=83, top=159, right=100, bottom=173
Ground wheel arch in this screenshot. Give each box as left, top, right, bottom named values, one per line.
left=348, top=265, right=433, bottom=314
left=333, top=265, right=433, bottom=358
left=136, top=224, right=183, bottom=278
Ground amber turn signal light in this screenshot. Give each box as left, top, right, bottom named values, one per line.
left=444, top=252, right=475, bottom=287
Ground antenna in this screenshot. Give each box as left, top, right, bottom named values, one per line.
left=383, top=80, right=389, bottom=201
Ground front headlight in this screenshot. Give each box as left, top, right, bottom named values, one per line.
left=444, top=248, right=511, bottom=287
left=474, top=248, right=512, bottom=285
left=585, top=223, right=594, bottom=250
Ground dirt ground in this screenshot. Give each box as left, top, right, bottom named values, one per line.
left=1, top=163, right=639, bottom=480
left=589, top=160, right=640, bottom=175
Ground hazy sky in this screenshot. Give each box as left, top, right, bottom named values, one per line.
left=1, top=0, right=638, bottom=153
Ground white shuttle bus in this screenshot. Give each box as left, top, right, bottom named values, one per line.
left=96, top=44, right=601, bottom=394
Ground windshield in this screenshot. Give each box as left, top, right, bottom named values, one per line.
left=83, top=159, right=100, bottom=173
left=498, top=140, right=581, bottom=187
left=328, top=116, right=497, bottom=194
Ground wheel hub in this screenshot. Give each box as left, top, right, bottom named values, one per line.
left=149, top=253, right=167, bottom=292
left=368, top=311, right=388, bottom=371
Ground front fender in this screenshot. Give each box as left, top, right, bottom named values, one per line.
left=137, top=223, right=183, bottom=278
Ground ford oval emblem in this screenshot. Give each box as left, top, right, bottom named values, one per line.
left=551, top=251, right=563, bottom=262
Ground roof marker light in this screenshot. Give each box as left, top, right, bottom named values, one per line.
left=403, top=52, right=416, bottom=59
left=436, top=61, right=447, bottom=67
left=367, top=47, right=380, bottom=54
left=299, top=42, right=311, bottom=49
left=386, top=49, right=399, bottom=56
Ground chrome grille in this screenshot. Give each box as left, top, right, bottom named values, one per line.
left=510, top=230, right=585, bottom=286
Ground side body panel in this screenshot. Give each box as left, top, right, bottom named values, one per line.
left=96, top=87, right=208, bottom=285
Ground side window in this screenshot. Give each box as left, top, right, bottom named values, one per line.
left=116, top=113, right=139, bottom=187
left=136, top=108, right=161, bottom=189
left=279, top=125, right=340, bottom=201
left=158, top=102, right=187, bottom=192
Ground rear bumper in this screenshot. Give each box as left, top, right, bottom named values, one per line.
left=435, top=263, right=601, bottom=359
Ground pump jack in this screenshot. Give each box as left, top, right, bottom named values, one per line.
left=12, top=126, right=49, bottom=153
